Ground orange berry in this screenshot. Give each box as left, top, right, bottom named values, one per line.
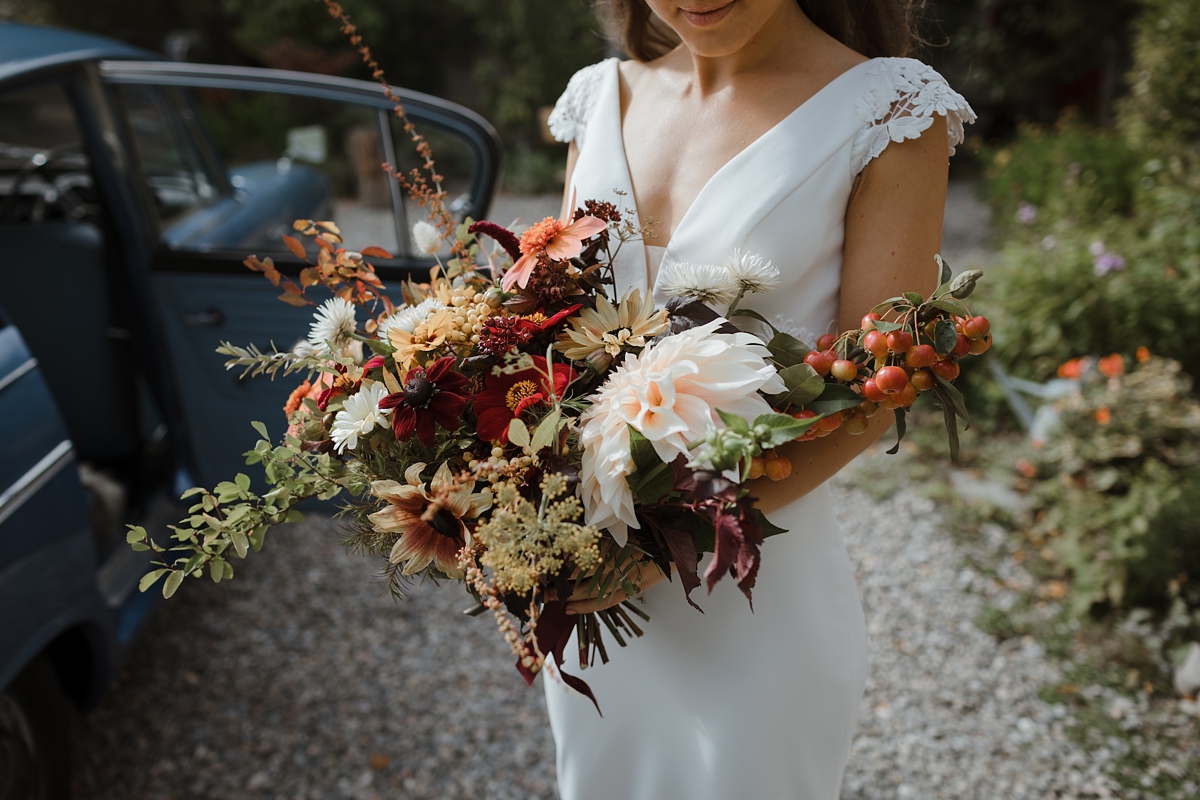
left=748, top=456, right=766, bottom=480
left=764, top=456, right=792, bottom=481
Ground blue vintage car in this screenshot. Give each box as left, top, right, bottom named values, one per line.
left=0, top=22, right=500, bottom=796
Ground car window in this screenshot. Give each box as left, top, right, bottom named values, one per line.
left=0, top=82, right=99, bottom=225
left=117, top=84, right=223, bottom=231
left=388, top=115, right=478, bottom=243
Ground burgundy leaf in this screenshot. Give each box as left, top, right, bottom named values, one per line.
left=660, top=526, right=703, bottom=611
left=514, top=600, right=601, bottom=715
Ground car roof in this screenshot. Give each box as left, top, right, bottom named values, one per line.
left=0, top=22, right=152, bottom=85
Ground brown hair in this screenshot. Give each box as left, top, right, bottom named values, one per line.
left=596, top=0, right=925, bottom=62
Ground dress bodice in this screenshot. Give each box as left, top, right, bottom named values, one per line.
left=548, top=56, right=975, bottom=347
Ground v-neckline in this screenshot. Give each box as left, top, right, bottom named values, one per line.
left=613, top=57, right=874, bottom=257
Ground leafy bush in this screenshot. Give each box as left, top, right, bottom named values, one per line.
left=1119, top=0, right=1200, bottom=150
left=1026, top=356, right=1200, bottom=615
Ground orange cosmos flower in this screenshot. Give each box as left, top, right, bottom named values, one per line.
left=501, top=199, right=606, bottom=291
left=1098, top=353, right=1125, bottom=379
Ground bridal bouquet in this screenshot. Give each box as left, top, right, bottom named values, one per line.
left=127, top=2, right=992, bottom=710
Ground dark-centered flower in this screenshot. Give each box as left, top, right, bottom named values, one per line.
left=474, top=356, right=575, bottom=443
left=379, top=356, right=469, bottom=446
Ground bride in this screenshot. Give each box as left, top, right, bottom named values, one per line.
left=541, top=0, right=974, bottom=798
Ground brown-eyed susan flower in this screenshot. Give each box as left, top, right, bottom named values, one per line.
left=369, top=462, right=492, bottom=578
left=555, top=289, right=668, bottom=369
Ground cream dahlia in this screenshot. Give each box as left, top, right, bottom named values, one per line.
left=579, top=319, right=785, bottom=545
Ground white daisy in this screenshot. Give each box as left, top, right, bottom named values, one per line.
left=307, top=297, right=358, bottom=353
left=724, top=249, right=780, bottom=294
left=411, top=220, right=443, bottom=256
left=377, top=298, right=446, bottom=341
left=658, top=260, right=739, bottom=306
left=330, top=382, right=392, bottom=453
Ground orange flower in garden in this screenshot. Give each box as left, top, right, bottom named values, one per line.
left=1057, top=358, right=1087, bottom=380
left=1098, top=353, right=1125, bottom=379
left=501, top=202, right=607, bottom=291
left=1136, top=346, right=1151, bottom=363
left=1095, top=406, right=1112, bottom=425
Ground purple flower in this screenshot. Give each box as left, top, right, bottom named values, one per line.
left=1016, top=202, right=1038, bottom=225
left=1094, top=252, right=1126, bottom=276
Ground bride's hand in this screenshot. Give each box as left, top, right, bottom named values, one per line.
left=545, top=562, right=668, bottom=615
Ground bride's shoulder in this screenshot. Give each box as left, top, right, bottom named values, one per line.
left=546, top=58, right=619, bottom=147
left=850, top=56, right=977, bottom=175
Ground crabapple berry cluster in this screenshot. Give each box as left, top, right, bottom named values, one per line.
left=788, top=285, right=990, bottom=442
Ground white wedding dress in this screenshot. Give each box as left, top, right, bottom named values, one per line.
left=543, top=56, right=974, bottom=800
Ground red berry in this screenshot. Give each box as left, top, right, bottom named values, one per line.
left=893, top=382, right=918, bottom=408
left=878, top=395, right=899, bottom=410
left=931, top=358, right=960, bottom=381
left=792, top=409, right=818, bottom=420
left=963, top=316, right=991, bottom=340
left=862, top=379, right=887, bottom=404
left=910, top=368, right=936, bottom=392
left=817, top=412, right=843, bottom=433
left=861, top=313, right=881, bottom=331
left=906, top=344, right=936, bottom=368
left=875, top=365, right=909, bottom=394
left=968, top=334, right=992, bottom=355
left=844, top=411, right=869, bottom=435
left=830, top=359, right=859, bottom=382
left=886, top=331, right=914, bottom=353
left=952, top=334, right=972, bottom=357
left=816, top=333, right=836, bottom=350
left=863, top=330, right=889, bottom=358
left=804, top=350, right=833, bottom=376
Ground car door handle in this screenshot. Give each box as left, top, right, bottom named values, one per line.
left=181, top=307, right=225, bottom=327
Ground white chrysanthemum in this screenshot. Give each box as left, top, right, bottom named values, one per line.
left=579, top=319, right=786, bottom=545
left=724, top=249, right=780, bottom=294
left=291, top=338, right=316, bottom=358
left=658, top=260, right=739, bottom=306
left=376, top=298, right=446, bottom=341
left=412, top=220, right=442, bottom=255
left=330, top=382, right=391, bottom=453
left=307, top=297, right=357, bottom=353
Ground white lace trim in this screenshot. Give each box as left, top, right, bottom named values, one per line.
left=851, top=58, right=977, bottom=176
left=546, top=59, right=614, bottom=149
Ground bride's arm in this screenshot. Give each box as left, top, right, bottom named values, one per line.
left=560, top=142, right=580, bottom=220
left=751, top=116, right=951, bottom=516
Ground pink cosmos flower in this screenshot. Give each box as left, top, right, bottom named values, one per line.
left=501, top=202, right=606, bottom=291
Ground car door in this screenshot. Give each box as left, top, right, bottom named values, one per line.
left=97, top=62, right=501, bottom=487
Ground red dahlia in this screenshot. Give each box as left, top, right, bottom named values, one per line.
left=379, top=357, right=469, bottom=446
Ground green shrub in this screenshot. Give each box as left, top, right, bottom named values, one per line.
left=1119, top=0, right=1200, bottom=150
left=1027, top=356, right=1200, bottom=615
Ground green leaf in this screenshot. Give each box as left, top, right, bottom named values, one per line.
left=773, top=364, right=825, bottom=407
left=285, top=509, right=304, bottom=524
left=162, top=570, right=185, bottom=599
left=729, top=308, right=776, bottom=330
left=627, top=425, right=661, bottom=473
left=871, top=319, right=903, bottom=333
left=929, top=297, right=971, bottom=318
left=936, top=254, right=952, bottom=286
left=807, top=383, right=866, bottom=415
left=126, top=526, right=147, bottom=544
left=716, top=409, right=751, bottom=434
left=251, top=420, right=270, bottom=440
left=507, top=417, right=530, bottom=448
left=632, top=463, right=675, bottom=505
left=933, top=376, right=970, bottom=427
left=139, top=569, right=168, bottom=593
left=903, top=291, right=925, bottom=305
left=752, top=411, right=815, bottom=448
left=939, top=393, right=960, bottom=461
left=529, top=407, right=561, bottom=452
left=886, top=408, right=907, bottom=455
left=870, top=296, right=906, bottom=315
left=249, top=524, right=268, bottom=552
left=765, top=331, right=811, bottom=367
left=235, top=473, right=251, bottom=491
left=934, top=319, right=958, bottom=355
left=756, top=509, right=788, bottom=538
left=948, top=269, right=983, bottom=299
left=180, top=487, right=205, bottom=499
left=231, top=531, right=249, bottom=559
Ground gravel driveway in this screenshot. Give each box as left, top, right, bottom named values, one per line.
left=70, top=462, right=1108, bottom=800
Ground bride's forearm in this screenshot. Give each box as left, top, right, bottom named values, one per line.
left=749, top=411, right=893, bottom=515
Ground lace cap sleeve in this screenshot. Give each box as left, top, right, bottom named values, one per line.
left=851, top=58, right=977, bottom=176
left=546, top=59, right=613, bottom=149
